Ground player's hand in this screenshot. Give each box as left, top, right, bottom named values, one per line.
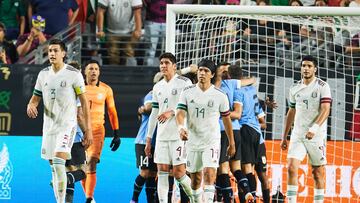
left=280, top=139, right=288, bottom=150
left=189, top=64, right=198, bottom=73
left=157, top=110, right=174, bottom=124
left=179, top=128, right=189, bottom=141
left=132, top=29, right=142, bottom=39
left=265, top=97, right=278, bottom=109
left=305, top=131, right=315, bottom=140
left=96, top=31, right=105, bottom=38
left=82, top=129, right=93, bottom=149
left=27, top=104, right=38, bottom=118
left=145, top=138, right=152, bottom=157
left=227, top=143, right=236, bottom=158
left=110, top=130, right=121, bottom=151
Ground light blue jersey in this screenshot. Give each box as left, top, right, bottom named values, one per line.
left=236, top=86, right=264, bottom=144
left=74, top=99, right=84, bottom=143
left=219, top=79, right=241, bottom=131
left=135, top=91, right=153, bottom=145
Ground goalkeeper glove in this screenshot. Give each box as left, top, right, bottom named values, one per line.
left=110, top=130, right=121, bottom=151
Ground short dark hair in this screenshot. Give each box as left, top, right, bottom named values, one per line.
left=49, top=39, right=66, bottom=51
left=198, top=59, right=216, bottom=74
left=217, top=61, right=231, bottom=68
left=0, top=22, right=6, bottom=32
left=301, top=55, right=318, bottom=67
left=83, top=59, right=101, bottom=69
left=228, top=64, right=243, bottom=79
left=68, top=61, right=81, bottom=70
left=159, top=52, right=176, bottom=64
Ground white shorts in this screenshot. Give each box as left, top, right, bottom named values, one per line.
left=41, top=125, right=77, bottom=160
left=154, top=139, right=186, bottom=166
left=186, top=142, right=220, bottom=173
left=287, top=134, right=327, bottom=166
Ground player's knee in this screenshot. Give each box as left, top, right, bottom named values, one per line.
left=86, top=159, right=98, bottom=172
left=287, top=164, right=298, bottom=177
left=173, top=165, right=186, bottom=179
left=312, top=166, right=324, bottom=182
left=140, top=169, right=150, bottom=178
left=218, top=162, right=229, bottom=174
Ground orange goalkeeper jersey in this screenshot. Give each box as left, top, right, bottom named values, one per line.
left=86, top=81, right=119, bottom=130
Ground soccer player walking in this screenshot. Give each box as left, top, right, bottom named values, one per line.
left=144, top=52, right=193, bottom=203
left=27, top=39, right=92, bottom=203
left=176, top=59, right=236, bottom=203
left=281, top=55, right=332, bottom=203
left=82, top=59, right=121, bottom=203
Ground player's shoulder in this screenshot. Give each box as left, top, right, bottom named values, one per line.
left=290, top=80, right=302, bottom=90
left=316, top=78, right=328, bottom=87
left=214, top=86, right=227, bottom=96
left=176, top=75, right=190, bottom=82
left=65, top=65, right=80, bottom=73
left=183, top=84, right=196, bottom=92
left=40, top=66, right=51, bottom=72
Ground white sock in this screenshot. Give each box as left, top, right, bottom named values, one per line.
left=204, top=185, right=215, bottom=203
left=53, top=157, right=67, bottom=203
left=314, top=189, right=324, bottom=203
left=192, top=187, right=203, bottom=203
left=157, top=171, right=169, bottom=203
left=287, top=185, right=298, bottom=203
left=176, top=174, right=193, bottom=200
left=50, top=165, right=58, bottom=200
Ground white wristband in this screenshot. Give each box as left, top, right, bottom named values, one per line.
left=309, top=123, right=320, bottom=134
left=180, top=67, right=191, bottom=75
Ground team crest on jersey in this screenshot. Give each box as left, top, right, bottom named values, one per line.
left=60, top=81, right=66, bottom=87
left=311, top=92, right=318, bottom=98
left=97, top=93, right=103, bottom=100
left=208, top=100, right=214, bottom=107
left=172, top=89, right=177, bottom=95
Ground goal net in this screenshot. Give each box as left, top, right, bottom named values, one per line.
left=166, top=5, right=360, bottom=202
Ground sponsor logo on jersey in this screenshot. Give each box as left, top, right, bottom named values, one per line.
left=172, top=89, right=177, bottom=95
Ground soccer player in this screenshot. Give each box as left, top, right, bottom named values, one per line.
left=82, top=59, right=121, bottom=203
left=64, top=61, right=93, bottom=203
left=27, top=39, right=92, bottom=203
left=144, top=52, right=193, bottom=203
left=176, top=59, right=236, bottom=203
left=131, top=72, right=163, bottom=203
left=281, top=55, right=331, bottom=203
left=214, top=62, right=255, bottom=203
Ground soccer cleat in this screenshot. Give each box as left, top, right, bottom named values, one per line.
left=245, top=192, right=255, bottom=203
left=65, top=193, right=74, bottom=203
left=129, top=200, right=137, bottom=203
left=85, top=197, right=96, bottom=203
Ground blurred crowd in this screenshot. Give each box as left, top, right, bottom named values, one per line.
left=0, top=0, right=359, bottom=66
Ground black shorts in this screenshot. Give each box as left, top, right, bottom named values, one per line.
left=66, top=142, right=86, bottom=166
left=255, top=142, right=267, bottom=173
left=241, top=125, right=261, bottom=165
left=135, top=144, right=157, bottom=171
left=219, top=130, right=241, bottom=164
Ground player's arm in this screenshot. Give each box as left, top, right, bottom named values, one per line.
left=105, top=87, right=121, bottom=151
left=280, top=107, right=296, bottom=150
left=222, top=114, right=236, bottom=157
left=176, top=100, right=188, bottom=141
left=27, top=95, right=41, bottom=118
left=240, top=77, right=256, bottom=86
left=258, top=115, right=267, bottom=130
left=230, top=102, right=241, bottom=120
left=96, top=4, right=106, bottom=38
left=145, top=101, right=159, bottom=157
left=78, top=93, right=93, bottom=147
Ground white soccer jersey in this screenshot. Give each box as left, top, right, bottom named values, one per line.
left=177, top=84, right=230, bottom=151
left=152, top=74, right=192, bottom=141
left=288, top=77, right=332, bottom=138
left=34, top=65, right=86, bottom=136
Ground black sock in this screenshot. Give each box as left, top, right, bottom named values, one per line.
left=168, top=176, right=175, bottom=202
left=66, top=170, right=86, bottom=185
left=178, top=183, right=190, bottom=203
left=217, top=174, right=233, bottom=203
left=233, top=170, right=250, bottom=194
left=262, top=189, right=270, bottom=203
left=132, top=175, right=146, bottom=201
left=246, top=173, right=257, bottom=198
left=146, top=177, right=157, bottom=203
left=216, top=177, right=223, bottom=202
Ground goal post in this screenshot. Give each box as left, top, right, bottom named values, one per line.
left=166, top=4, right=360, bottom=202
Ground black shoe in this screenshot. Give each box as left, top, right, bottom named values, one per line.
left=85, top=197, right=95, bottom=203
left=65, top=193, right=74, bottom=203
